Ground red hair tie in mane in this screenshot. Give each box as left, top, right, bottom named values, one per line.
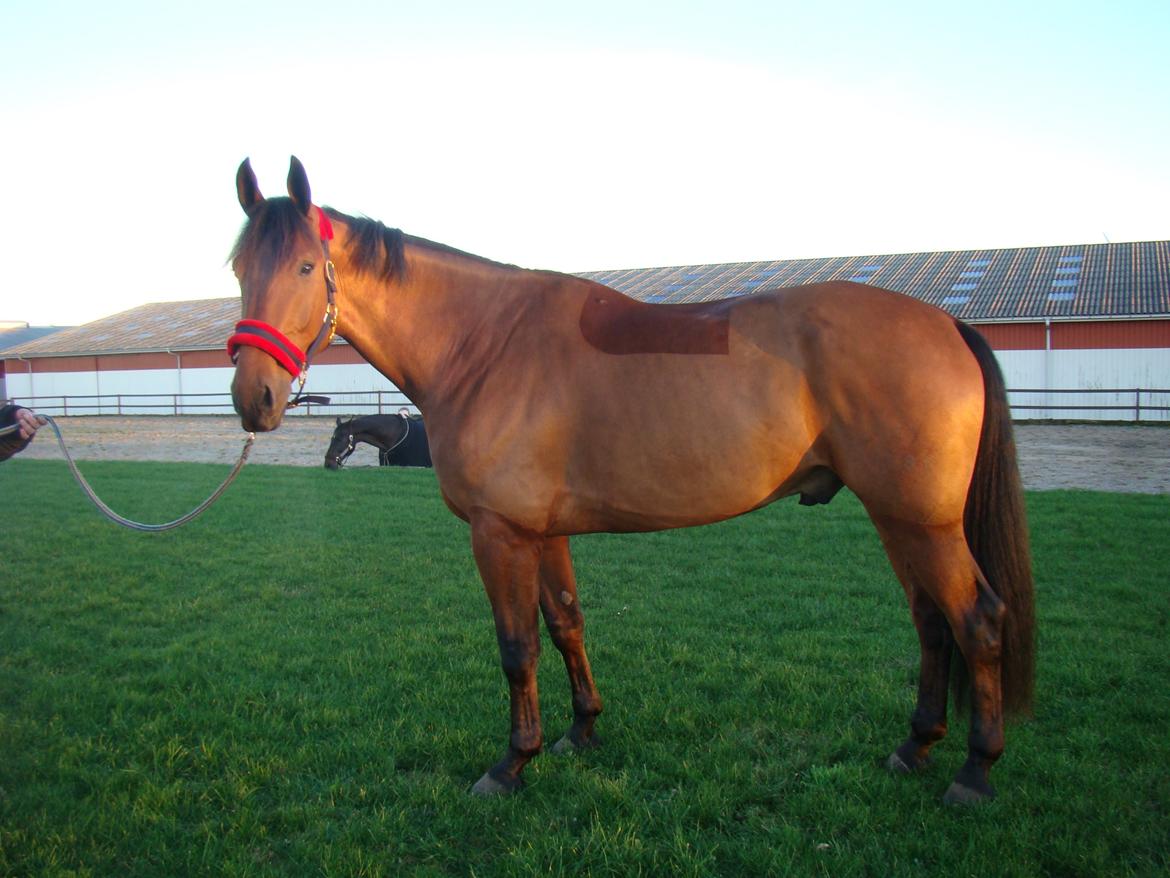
left=317, top=206, right=334, bottom=241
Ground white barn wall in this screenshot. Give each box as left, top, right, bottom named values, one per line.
left=6, top=348, right=1166, bottom=421
left=993, top=350, right=1046, bottom=390
left=996, top=348, right=1170, bottom=421
left=7, top=362, right=413, bottom=416
left=1051, top=348, right=1170, bottom=390
left=5, top=370, right=100, bottom=412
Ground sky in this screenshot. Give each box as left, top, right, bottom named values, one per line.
left=2, top=0, right=1168, bottom=327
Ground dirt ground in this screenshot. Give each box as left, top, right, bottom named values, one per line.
left=18, top=415, right=1170, bottom=494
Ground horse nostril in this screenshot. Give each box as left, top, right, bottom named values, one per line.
left=263, top=383, right=275, bottom=410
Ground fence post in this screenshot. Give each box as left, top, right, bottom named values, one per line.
left=1135, top=388, right=1141, bottom=423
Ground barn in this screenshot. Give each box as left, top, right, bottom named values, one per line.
left=3, top=240, right=1168, bottom=421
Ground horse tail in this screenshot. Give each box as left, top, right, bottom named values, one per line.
left=954, top=320, right=1036, bottom=716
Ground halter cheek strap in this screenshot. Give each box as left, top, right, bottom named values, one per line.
left=226, top=205, right=339, bottom=405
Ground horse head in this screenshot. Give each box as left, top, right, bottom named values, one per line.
left=228, top=156, right=338, bottom=433
left=324, top=417, right=357, bottom=469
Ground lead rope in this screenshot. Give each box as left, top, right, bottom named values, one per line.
left=4, top=415, right=254, bottom=533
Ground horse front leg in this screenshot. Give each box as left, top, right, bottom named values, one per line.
left=469, top=508, right=544, bottom=795
left=538, top=536, right=603, bottom=754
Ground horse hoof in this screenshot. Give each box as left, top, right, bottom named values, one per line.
left=887, top=752, right=913, bottom=774
left=887, top=751, right=931, bottom=774
left=551, top=733, right=602, bottom=755
left=942, top=781, right=995, bottom=806
left=470, top=771, right=522, bottom=797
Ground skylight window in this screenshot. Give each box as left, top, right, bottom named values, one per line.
left=847, top=262, right=882, bottom=283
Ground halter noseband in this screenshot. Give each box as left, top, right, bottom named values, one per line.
left=328, top=431, right=357, bottom=468
left=227, top=206, right=339, bottom=408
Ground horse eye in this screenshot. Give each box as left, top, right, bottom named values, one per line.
left=299, top=261, right=315, bottom=276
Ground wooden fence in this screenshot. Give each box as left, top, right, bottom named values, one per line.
left=9, top=387, right=1170, bottom=422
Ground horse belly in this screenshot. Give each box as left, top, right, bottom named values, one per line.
left=555, top=362, right=819, bottom=533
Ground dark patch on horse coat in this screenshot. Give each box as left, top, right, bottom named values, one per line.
left=579, top=293, right=731, bottom=356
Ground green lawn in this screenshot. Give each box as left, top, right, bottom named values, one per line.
left=1, top=460, right=1168, bottom=876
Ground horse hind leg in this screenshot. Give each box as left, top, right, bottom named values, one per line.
left=537, top=536, right=604, bottom=753
left=874, top=516, right=1006, bottom=804
left=888, top=586, right=954, bottom=774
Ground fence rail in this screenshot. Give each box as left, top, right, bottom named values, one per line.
left=1007, top=387, right=1170, bottom=422
left=9, top=390, right=417, bottom=418
left=8, top=387, right=1170, bottom=422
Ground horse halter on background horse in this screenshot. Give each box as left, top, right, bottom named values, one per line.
left=226, top=205, right=338, bottom=409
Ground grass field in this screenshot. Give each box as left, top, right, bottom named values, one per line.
left=1, top=459, right=1168, bottom=877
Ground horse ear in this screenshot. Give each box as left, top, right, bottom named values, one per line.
left=236, top=158, right=263, bottom=214
left=335, top=417, right=341, bottom=425
left=287, top=155, right=312, bottom=215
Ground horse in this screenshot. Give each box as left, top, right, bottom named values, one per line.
left=324, top=413, right=432, bottom=469
left=227, top=156, right=1034, bottom=804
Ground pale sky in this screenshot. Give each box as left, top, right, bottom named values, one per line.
left=2, top=0, right=1168, bottom=327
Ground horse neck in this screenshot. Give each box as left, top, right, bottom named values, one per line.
left=364, top=415, right=406, bottom=447
left=336, top=238, right=544, bottom=408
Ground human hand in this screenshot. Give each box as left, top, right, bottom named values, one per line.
left=15, top=408, right=45, bottom=441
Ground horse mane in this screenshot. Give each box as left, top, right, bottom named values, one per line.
left=230, top=199, right=409, bottom=285
left=323, top=208, right=407, bottom=282
left=329, top=207, right=520, bottom=277
left=231, top=198, right=517, bottom=289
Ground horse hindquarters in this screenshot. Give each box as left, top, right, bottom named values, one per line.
left=878, top=321, right=1034, bottom=803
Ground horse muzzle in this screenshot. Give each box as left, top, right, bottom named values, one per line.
left=230, top=349, right=291, bottom=433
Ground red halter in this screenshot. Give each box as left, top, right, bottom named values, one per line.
left=227, top=206, right=339, bottom=403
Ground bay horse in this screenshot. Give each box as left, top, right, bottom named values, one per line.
left=325, top=413, right=432, bottom=469
left=228, top=157, right=1034, bottom=804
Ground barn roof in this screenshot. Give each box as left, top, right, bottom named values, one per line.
left=0, top=299, right=241, bottom=358
left=2, top=240, right=1167, bottom=358
left=0, top=324, right=70, bottom=351
left=581, top=240, right=1170, bottom=320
